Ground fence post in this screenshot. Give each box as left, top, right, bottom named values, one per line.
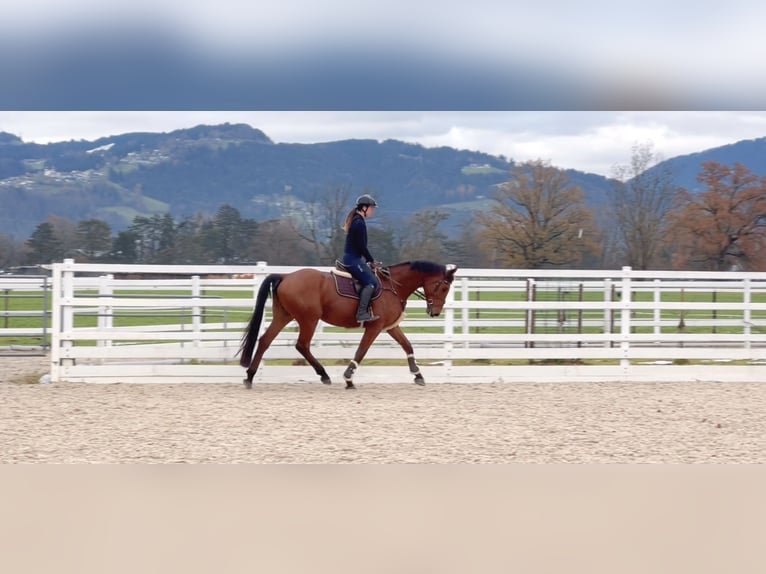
left=653, top=278, right=661, bottom=345
left=577, top=282, right=583, bottom=347
left=677, top=288, right=686, bottom=348
left=460, top=276, right=469, bottom=348
left=603, top=278, right=612, bottom=348
left=254, top=261, right=269, bottom=338
left=712, top=290, right=717, bottom=334
left=98, top=274, right=114, bottom=358
left=444, top=275, right=455, bottom=380
left=42, top=275, right=50, bottom=350
left=50, top=264, right=61, bottom=381
left=192, top=275, right=201, bottom=350
left=620, top=266, right=632, bottom=375
left=51, top=259, right=75, bottom=382
left=526, top=278, right=535, bottom=349
left=744, top=277, right=752, bottom=352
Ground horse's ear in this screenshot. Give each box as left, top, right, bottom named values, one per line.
left=445, top=264, right=457, bottom=277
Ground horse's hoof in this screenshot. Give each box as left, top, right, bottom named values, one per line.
left=321, top=376, right=332, bottom=385
left=243, top=378, right=253, bottom=390
left=414, top=378, right=425, bottom=386
left=345, top=382, right=356, bottom=390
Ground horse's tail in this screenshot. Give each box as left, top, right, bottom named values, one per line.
left=238, top=274, right=282, bottom=367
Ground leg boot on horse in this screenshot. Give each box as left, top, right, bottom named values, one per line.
left=355, top=284, right=379, bottom=324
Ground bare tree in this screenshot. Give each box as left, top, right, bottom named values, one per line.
left=476, top=159, right=599, bottom=268
left=445, top=221, right=495, bottom=268
left=0, top=233, right=24, bottom=270
left=608, top=142, right=679, bottom=269
left=250, top=219, right=315, bottom=265
left=75, top=219, right=112, bottom=260
left=48, top=215, right=80, bottom=261
left=300, top=185, right=353, bottom=265
left=398, top=208, right=450, bottom=262
left=669, top=161, right=766, bottom=271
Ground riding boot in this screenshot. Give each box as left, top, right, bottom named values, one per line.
left=355, top=284, right=379, bottom=323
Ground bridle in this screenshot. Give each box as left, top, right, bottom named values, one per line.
left=412, top=276, right=453, bottom=316
left=374, top=265, right=453, bottom=315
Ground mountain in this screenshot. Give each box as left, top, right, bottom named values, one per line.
left=0, top=123, right=617, bottom=239
left=648, top=137, right=766, bottom=191
left=0, top=123, right=515, bottom=238
left=1, top=122, right=764, bottom=240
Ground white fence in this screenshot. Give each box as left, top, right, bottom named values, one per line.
left=0, top=274, right=51, bottom=354
left=45, top=259, right=766, bottom=383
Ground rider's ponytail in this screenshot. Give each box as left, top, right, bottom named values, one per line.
left=343, top=208, right=359, bottom=233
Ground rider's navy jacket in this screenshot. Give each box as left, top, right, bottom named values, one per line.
left=343, top=214, right=374, bottom=263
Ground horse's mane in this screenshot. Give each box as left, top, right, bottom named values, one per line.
left=389, top=260, right=446, bottom=275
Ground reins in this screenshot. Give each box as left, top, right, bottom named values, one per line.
left=375, top=266, right=410, bottom=308
left=375, top=265, right=446, bottom=307
left=411, top=289, right=427, bottom=301
left=413, top=277, right=451, bottom=304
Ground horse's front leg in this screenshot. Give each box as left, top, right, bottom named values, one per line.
left=343, top=327, right=382, bottom=389
left=387, top=326, right=425, bottom=385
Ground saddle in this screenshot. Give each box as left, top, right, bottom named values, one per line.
left=331, top=260, right=382, bottom=300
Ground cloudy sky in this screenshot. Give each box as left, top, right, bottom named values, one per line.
left=2, top=2, right=765, bottom=176
left=3, top=1, right=764, bottom=108
left=3, top=111, right=766, bottom=177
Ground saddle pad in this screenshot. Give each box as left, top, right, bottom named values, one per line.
left=330, top=270, right=382, bottom=300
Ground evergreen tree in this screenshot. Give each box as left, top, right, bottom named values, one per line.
left=76, top=219, right=112, bottom=260
left=109, top=230, right=139, bottom=263
left=26, top=222, right=64, bottom=264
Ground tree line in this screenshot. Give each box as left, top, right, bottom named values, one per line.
left=3, top=143, right=766, bottom=272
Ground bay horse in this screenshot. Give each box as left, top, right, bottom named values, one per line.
left=238, top=261, right=458, bottom=389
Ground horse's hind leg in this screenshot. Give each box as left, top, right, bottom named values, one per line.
left=294, top=320, right=332, bottom=384
left=387, top=326, right=425, bottom=385
left=245, top=308, right=292, bottom=389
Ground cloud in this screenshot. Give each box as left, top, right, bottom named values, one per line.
left=2, top=2, right=762, bottom=109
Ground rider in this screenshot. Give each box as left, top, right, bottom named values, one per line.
left=342, top=194, right=380, bottom=324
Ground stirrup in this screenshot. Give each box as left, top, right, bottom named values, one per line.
left=356, top=312, right=380, bottom=324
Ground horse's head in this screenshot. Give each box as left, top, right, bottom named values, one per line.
left=422, top=263, right=458, bottom=317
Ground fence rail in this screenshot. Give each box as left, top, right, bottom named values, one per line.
left=0, top=274, right=51, bottom=355
left=27, top=260, right=766, bottom=383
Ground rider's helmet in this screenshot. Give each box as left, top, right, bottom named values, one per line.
left=356, top=194, right=378, bottom=208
